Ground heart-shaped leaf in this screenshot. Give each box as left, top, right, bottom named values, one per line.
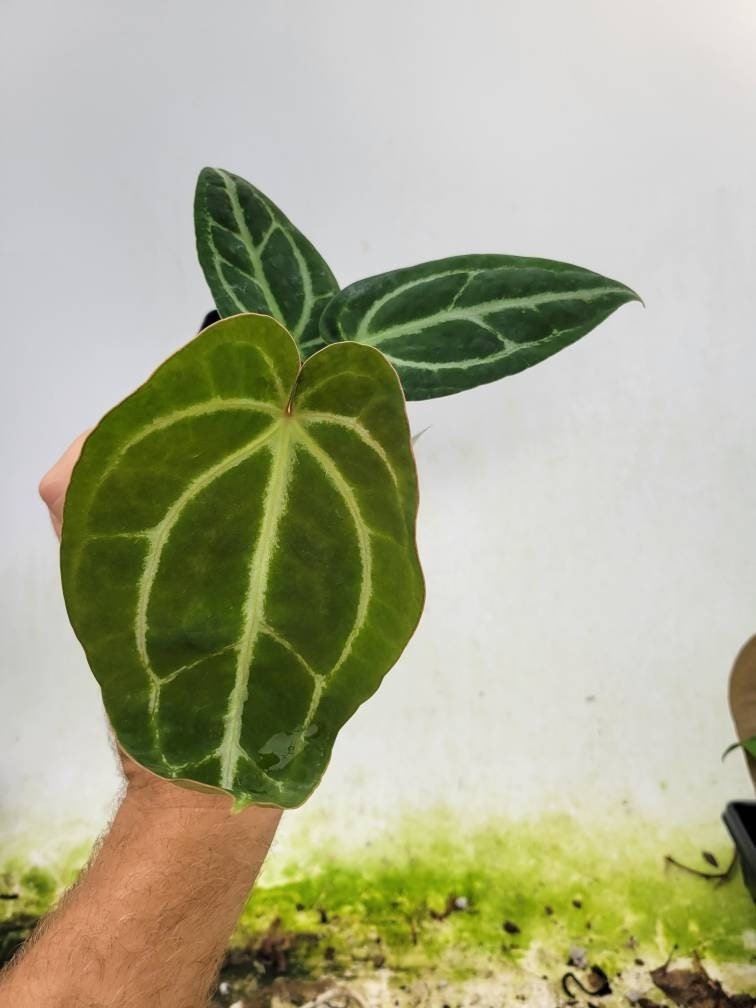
left=195, top=168, right=339, bottom=355
left=61, top=314, right=424, bottom=809
left=319, top=255, right=640, bottom=400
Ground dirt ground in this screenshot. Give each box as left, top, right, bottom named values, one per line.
left=208, top=952, right=756, bottom=1008
left=2, top=905, right=755, bottom=1007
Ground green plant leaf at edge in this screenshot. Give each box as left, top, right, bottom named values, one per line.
left=319, top=254, right=641, bottom=400
left=60, top=313, right=424, bottom=810
left=722, top=736, right=756, bottom=761
left=194, top=167, right=340, bottom=355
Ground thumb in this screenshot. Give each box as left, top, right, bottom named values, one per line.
left=38, top=430, right=91, bottom=539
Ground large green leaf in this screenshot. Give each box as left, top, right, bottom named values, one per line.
left=194, top=168, right=339, bottom=355
left=319, top=255, right=640, bottom=400
left=60, top=314, right=424, bottom=809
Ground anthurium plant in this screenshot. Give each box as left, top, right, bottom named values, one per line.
left=60, top=167, right=639, bottom=810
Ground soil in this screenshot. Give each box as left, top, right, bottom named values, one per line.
left=649, top=958, right=756, bottom=1008
left=3, top=816, right=756, bottom=1004
left=3, top=910, right=755, bottom=1008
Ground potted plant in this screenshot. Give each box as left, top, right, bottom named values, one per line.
left=723, top=637, right=756, bottom=899
left=59, top=167, right=640, bottom=810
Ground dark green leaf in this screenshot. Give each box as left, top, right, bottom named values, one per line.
left=61, top=314, right=424, bottom=809
left=319, top=255, right=641, bottom=400
left=194, top=168, right=339, bottom=354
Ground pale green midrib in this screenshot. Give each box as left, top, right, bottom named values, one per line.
left=350, top=262, right=621, bottom=340
left=217, top=421, right=296, bottom=790
left=216, top=169, right=287, bottom=327
left=384, top=320, right=592, bottom=372
left=294, top=425, right=372, bottom=688
left=211, top=177, right=333, bottom=344
left=130, top=420, right=281, bottom=743
left=356, top=284, right=630, bottom=347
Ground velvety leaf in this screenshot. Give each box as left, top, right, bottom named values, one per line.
left=61, top=314, right=424, bottom=809
left=195, top=168, right=339, bottom=354
left=319, top=254, right=641, bottom=400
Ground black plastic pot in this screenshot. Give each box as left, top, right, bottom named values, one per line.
left=722, top=801, right=756, bottom=900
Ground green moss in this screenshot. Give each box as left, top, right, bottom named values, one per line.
left=2, top=813, right=753, bottom=985
left=237, top=812, right=756, bottom=979
left=1, top=844, right=89, bottom=918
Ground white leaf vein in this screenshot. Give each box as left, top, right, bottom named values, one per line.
left=132, top=420, right=280, bottom=745
left=356, top=282, right=629, bottom=347
left=215, top=421, right=296, bottom=790
left=294, top=427, right=372, bottom=690
left=216, top=168, right=287, bottom=326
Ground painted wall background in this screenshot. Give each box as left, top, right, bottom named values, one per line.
left=2, top=0, right=756, bottom=999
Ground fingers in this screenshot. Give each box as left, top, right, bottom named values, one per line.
left=38, top=430, right=91, bottom=539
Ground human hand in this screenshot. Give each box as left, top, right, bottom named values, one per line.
left=38, top=431, right=90, bottom=538
left=38, top=432, right=280, bottom=818
left=38, top=431, right=158, bottom=790
left=7, top=434, right=281, bottom=1004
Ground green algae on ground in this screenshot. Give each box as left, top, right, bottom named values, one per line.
left=237, top=812, right=756, bottom=981
left=1, top=846, right=89, bottom=918
left=0, top=844, right=91, bottom=966
left=2, top=814, right=754, bottom=988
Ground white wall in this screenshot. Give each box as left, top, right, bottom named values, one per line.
left=2, top=0, right=756, bottom=850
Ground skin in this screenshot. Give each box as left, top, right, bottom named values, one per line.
left=1, top=432, right=754, bottom=1005
left=0, top=433, right=282, bottom=1008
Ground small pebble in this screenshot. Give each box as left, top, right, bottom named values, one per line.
left=453, top=895, right=469, bottom=910
left=568, top=945, right=588, bottom=969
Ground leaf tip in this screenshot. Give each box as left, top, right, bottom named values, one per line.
left=722, top=741, right=741, bottom=762
left=615, top=280, right=644, bottom=309
left=721, top=735, right=756, bottom=762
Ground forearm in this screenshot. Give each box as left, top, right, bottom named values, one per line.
left=0, top=768, right=281, bottom=1007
